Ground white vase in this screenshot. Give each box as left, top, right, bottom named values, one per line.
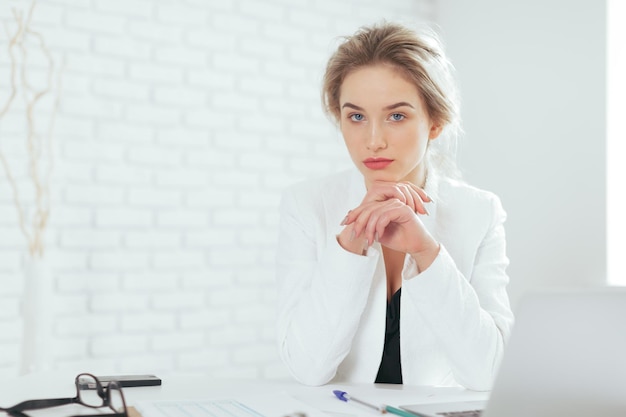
left=20, top=256, right=55, bottom=375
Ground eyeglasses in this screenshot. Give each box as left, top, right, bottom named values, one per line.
left=0, top=373, right=128, bottom=417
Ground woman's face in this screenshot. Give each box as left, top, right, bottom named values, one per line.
left=338, top=64, right=441, bottom=188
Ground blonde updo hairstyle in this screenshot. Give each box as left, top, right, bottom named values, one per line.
left=322, top=22, right=462, bottom=180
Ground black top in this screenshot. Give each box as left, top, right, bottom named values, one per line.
left=375, top=288, right=403, bottom=384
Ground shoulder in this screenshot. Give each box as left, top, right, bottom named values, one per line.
left=279, top=169, right=356, bottom=215
left=440, top=178, right=501, bottom=204
left=283, top=170, right=353, bottom=196
left=281, top=169, right=356, bottom=202
left=437, top=178, right=506, bottom=224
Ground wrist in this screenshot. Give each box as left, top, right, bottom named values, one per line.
left=409, top=240, right=440, bottom=273
left=337, top=224, right=369, bottom=256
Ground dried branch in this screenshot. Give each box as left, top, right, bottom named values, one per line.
left=0, top=0, right=63, bottom=258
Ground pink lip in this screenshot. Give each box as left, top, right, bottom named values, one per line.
left=363, top=157, right=393, bottom=170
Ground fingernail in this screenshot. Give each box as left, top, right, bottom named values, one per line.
left=424, top=207, right=430, bottom=216
left=374, top=232, right=379, bottom=242
left=350, top=230, right=356, bottom=242
left=340, top=210, right=352, bottom=226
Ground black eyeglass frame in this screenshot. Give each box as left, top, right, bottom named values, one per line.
left=0, top=373, right=128, bottom=417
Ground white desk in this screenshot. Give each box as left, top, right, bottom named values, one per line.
left=0, top=371, right=489, bottom=417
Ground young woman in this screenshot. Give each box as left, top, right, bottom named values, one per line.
left=275, top=22, right=514, bottom=391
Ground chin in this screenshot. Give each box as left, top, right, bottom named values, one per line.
left=363, top=172, right=401, bottom=184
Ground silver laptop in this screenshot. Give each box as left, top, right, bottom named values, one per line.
left=401, top=287, right=626, bottom=417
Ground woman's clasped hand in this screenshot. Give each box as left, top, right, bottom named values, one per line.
left=338, top=180, right=439, bottom=262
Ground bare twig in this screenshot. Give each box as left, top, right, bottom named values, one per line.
left=0, top=0, right=63, bottom=258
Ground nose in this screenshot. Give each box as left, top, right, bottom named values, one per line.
left=366, top=121, right=387, bottom=151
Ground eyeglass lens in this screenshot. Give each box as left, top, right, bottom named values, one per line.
left=77, top=374, right=105, bottom=408
left=106, top=383, right=126, bottom=414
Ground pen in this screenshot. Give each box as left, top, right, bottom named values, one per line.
left=332, top=390, right=417, bottom=417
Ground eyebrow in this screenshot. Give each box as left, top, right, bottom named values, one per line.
left=341, top=102, right=415, bottom=111
left=384, top=102, right=415, bottom=110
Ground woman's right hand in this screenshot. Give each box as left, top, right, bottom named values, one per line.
left=358, top=180, right=431, bottom=215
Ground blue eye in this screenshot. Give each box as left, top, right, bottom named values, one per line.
left=350, top=113, right=364, bottom=122
left=391, top=113, right=405, bottom=121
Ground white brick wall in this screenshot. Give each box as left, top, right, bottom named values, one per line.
left=0, top=0, right=434, bottom=379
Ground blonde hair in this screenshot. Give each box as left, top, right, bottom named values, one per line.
left=322, top=22, right=462, bottom=179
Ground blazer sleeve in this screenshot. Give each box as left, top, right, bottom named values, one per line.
left=402, top=193, right=514, bottom=391
left=275, top=187, right=379, bottom=386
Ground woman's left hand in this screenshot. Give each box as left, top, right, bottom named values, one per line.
left=344, top=198, right=440, bottom=269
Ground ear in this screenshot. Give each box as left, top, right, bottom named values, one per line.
left=429, top=123, right=443, bottom=140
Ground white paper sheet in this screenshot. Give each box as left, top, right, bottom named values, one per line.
left=135, top=393, right=329, bottom=417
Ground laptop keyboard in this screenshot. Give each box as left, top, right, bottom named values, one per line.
left=437, top=410, right=482, bottom=417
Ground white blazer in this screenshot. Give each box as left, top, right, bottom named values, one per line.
left=275, top=169, right=514, bottom=390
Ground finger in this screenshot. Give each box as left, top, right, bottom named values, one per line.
left=343, top=204, right=378, bottom=226
left=407, top=187, right=429, bottom=215
left=410, top=183, right=432, bottom=203
left=362, top=200, right=405, bottom=246
left=368, top=181, right=407, bottom=204
left=342, top=205, right=365, bottom=227
left=362, top=207, right=384, bottom=247
left=399, top=182, right=430, bottom=214
left=367, top=210, right=391, bottom=248
left=395, top=181, right=430, bottom=202
left=350, top=200, right=390, bottom=241
left=340, top=210, right=352, bottom=226
left=396, top=183, right=416, bottom=211
left=374, top=211, right=394, bottom=245
left=380, top=187, right=407, bottom=205
left=391, top=182, right=422, bottom=214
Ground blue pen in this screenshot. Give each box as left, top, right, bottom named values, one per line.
left=333, top=390, right=417, bottom=417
